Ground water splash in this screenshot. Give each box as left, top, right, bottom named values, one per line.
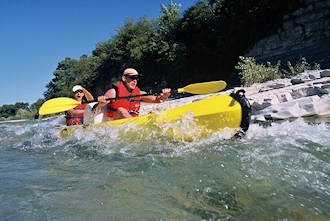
left=1, top=116, right=329, bottom=220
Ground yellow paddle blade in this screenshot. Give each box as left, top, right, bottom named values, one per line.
left=177, top=80, right=227, bottom=94
left=39, top=97, right=81, bottom=115
left=82, top=87, right=94, bottom=101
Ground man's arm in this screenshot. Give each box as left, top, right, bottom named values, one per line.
left=92, top=88, right=116, bottom=114
left=141, top=89, right=171, bottom=103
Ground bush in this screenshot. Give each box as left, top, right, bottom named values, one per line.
left=236, top=56, right=321, bottom=87
left=235, top=56, right=281, bottom=87
left=15, top=109, right=35, bottom=120
left=283, top=57, right=321, bottom=77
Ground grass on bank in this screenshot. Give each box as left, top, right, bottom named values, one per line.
left=236, top=56, right=321, bottom=87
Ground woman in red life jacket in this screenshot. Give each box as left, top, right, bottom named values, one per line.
left=65, top=85, right=88, bottom=125
left=94, top=68, right=171, bottom=121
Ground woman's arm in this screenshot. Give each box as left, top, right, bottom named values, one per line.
left=67, top=108, right=84, bottom=115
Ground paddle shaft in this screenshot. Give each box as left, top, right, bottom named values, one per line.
left=104, top=93, right=157, bottom=102
left=83, top=89, right=173, bottom=103
left=39, top=80, right=226, bottom=115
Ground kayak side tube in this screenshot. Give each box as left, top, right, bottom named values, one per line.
left=230, top=89, right=251, bottom=133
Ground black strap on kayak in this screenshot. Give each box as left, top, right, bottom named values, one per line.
left=230, top=89, right=251, bottom=134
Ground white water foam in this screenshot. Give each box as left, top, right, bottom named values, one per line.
left=244, top=118, right=329, bottom=147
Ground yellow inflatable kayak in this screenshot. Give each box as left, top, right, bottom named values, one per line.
left=59, top=90, right=251, bottom=140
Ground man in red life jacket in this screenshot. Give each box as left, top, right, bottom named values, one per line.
left=65, top=85, right=88, bottom=125
left=94, top=68, right=171, bottom=120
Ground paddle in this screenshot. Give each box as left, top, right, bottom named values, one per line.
left=82, top=87, right=94, bottom=101
left=39, top=80, right=226, bottom=115
left=171, top=80, right=226, bottom=94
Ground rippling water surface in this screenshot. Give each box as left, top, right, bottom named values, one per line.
left=0, top=116, right=329, bottom=220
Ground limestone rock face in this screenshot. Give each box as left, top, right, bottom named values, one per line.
left=245, top=0, right=330, bottom=69
left=244, top=69, right=330, bottom=121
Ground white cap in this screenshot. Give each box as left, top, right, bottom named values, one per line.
left=123, top=68, right=139, bottom=76
left=72, top=85, right=83, bottom=92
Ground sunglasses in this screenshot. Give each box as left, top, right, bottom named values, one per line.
left=74, top=90, right=84, bottom=93
left=125, top=74, right=140, bottom=81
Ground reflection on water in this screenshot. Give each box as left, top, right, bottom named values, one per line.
left=0, top=116, right=329, bottom=220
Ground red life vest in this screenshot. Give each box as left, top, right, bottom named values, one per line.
left=106, top=80, right=141, bottom=118
left=65, top=103, right=88, bottom=125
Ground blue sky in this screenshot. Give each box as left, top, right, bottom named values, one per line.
left=0, top=0, right=197, bottom=106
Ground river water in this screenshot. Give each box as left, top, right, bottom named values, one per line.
left=0, top=115, right=329, bottom=220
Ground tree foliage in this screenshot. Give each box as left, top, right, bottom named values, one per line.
left=1, top=0, right=304, bottom=117
left=30, top=98, right=45, bottom=113
left=0, top=102, right=29, bottom=118
left=0, top=99, right=46, bottom=120
left=44, top=57, right=78, bottom=100
left=3, top=0, right=312, bottom=120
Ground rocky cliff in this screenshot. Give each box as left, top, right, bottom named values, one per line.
left=245, top=0, right=330, bottom=69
